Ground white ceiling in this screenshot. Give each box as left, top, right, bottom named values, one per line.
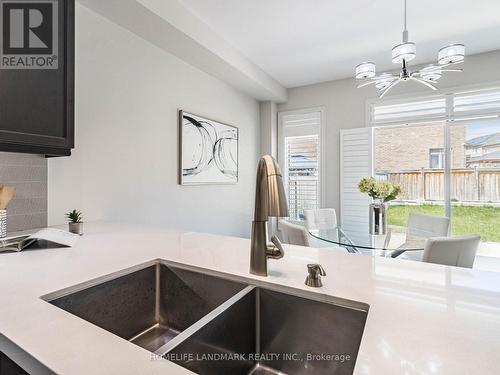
left=179, top=0, right=500, bottom=88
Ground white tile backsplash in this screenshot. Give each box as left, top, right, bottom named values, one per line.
left=0, top=152, right=48, bottom=232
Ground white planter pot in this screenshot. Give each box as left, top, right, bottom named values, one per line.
left=69, top=222, right=83, bottom=235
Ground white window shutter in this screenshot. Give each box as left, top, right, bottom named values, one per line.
left=340, top=127, right=373, bottom=233
left=370, top=96, right=446, bottom=126
left=453, top=88, right=500, bottom=120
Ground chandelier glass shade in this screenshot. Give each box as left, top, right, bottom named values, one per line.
left=438, top=44, right=465, bottom=65
left=355, top=0, right=465, bottom=98
left=355, top=62, right=376, bottom=79
left=391, top=42, right=416, bottom=63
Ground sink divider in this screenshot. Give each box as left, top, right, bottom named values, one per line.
left=255, top=287, right=261, bottom=355
left=155, top=263, right=161, bottom=323
left=154, top=285, right=256, bottom=356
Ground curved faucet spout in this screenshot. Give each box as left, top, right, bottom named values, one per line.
left=267, top=235, right=285, bottom=259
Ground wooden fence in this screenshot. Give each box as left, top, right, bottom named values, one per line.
left=378, top=168, right=500, bottom=202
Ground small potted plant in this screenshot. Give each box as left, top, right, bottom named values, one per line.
left=66, top=210, right=83, bottom=235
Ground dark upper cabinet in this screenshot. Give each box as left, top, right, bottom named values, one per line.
left=0, top=0, right=74, bottom=157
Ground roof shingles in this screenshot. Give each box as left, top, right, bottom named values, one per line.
left=466, top=132, right=500, bottom=147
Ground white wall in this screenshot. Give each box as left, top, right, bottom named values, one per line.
left=48, top=4, right=260, bottom=238
left=278, top=50, right=500, bottom=217
left=259, top=101, right=278, bottom=157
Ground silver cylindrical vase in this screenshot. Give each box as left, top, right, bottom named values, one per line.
left=0, top=210, right=6, bottom=238
left=369, top=201, right=386, bottom=235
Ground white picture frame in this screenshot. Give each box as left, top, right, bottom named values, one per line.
left=179, top=110, right=239, bottom=185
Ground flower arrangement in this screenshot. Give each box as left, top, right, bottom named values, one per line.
left=358, top=177, right=402, bottom=203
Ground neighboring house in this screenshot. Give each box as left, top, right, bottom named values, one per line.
left=375, top=124, right=466, bottom=172
left=289, top=154, right=318, bottom=177
left=468, top=151, right=500, bottom=167
left=465, top=133, right=500, bottom=167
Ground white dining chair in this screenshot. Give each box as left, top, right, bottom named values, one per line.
left=304, top=209, right=338, bottom=230
left=392, top=213, right=450, bottom=259
left=406, top=213, right=450, bottom=239
left=422, top=235, right=480, bottom=268
left=280, top=220, right=310, bottom=246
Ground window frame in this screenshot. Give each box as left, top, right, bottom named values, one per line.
left=278, top=107, right=326, bottom=221
left=366, top=81, right=500, bottom=227
left=366, top=80, right=500, bottom=128
left=429, top=148, right=445, bottom=169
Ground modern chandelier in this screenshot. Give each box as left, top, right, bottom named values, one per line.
left=355, top=0, right=465, bottom=98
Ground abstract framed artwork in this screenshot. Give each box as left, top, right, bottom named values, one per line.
left=179, top=110, right=238, bottom=185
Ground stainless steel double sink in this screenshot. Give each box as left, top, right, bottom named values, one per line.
left=45, top=263, right=368, bottom=375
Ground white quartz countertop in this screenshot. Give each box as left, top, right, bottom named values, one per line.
left=1, top=222, right=500, bottom=374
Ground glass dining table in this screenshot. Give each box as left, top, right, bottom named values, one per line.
left=308, top=226, right=426, bottom=258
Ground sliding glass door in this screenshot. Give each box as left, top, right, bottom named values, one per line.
left=374, top=123, right=446, bottom=235
left=336, top=86, right=500, bottom=259
left=449, top=118, right=500, bottom=254
left=372, top=117, right=500, bottom=255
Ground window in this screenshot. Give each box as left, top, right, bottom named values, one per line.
left=429, top=148, right=444, bottom=168
left=278, top=109, right=323, bottom=220
left=285, top=135, right=319, bottom=220
left=365, top=86, right=500, bottom=259
left=373, top=123, right=445, bottom=221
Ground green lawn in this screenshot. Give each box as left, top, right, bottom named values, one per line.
left=387, top=204, right=500, bottom=242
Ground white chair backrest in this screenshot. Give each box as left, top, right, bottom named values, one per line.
left=280, top=220, right=310, bottom=247
left=422, top=235, right=480, bottom=268
left=406, top=213, right=450, bottom=239
left=304, top=209, right=337, bottom=230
